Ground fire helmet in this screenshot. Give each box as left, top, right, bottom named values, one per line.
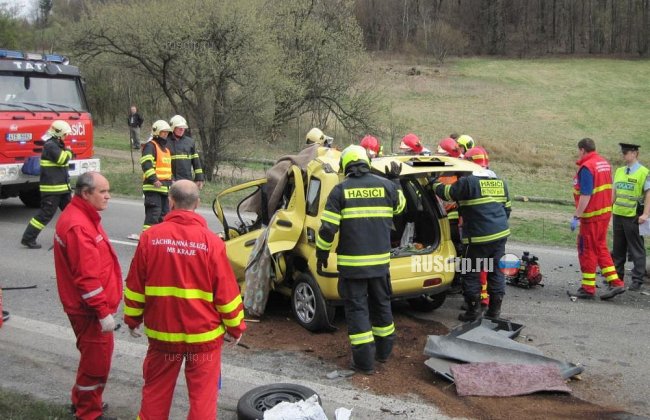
left=169, top=115, right=188, bottom=130
left=340, top=144, right=370, bottom=173
left=47, top=120, right=72, bottom=138
left=305, top=127, right=333, bottom=146
left=457, top=135, right=475, bottom=153
left=438, top=137, right=462, bottom=157
left=399, top=133, right=423, bottom=154
left=360, top=135, right=381, bottom=158
left=151, top=120, right=172, bottom=137
left=465, top=146, right=489, bottom=168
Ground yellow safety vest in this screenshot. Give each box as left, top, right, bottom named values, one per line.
left=613, top=165, right=649, bottom=217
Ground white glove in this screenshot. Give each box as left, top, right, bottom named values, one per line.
left=225, top=332, right=242, bottom=346
left=99, top=314, right=116, bottom=332
left=129, top=326, right=142, bottom=338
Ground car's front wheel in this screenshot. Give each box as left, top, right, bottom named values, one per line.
left=291, top=273, right=335, bottom=332
left=407, top=292, right=447, bottom=312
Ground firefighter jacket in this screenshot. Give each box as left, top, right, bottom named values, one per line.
left=439, top=174, right=459, bottom=220
left=53, top=196, right=123, bottom=319
left=433, top=169, right=511, bottom=244
left=140, top=138, right=172, bottom=194
left=573, top=151, right=613, bottom=222
left=316, top=170, right=406, bottom=279
left=613, top=164, right=649, bottom=217
left=124, top=210, right=246, bottom=353
left=169, top=133, right=204, bottom=182
left=39, top=137, right=72, bottom=194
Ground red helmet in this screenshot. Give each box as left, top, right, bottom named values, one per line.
left=465, top=146, right=489, bottom=168
left=438, top=137, right=462, bottom=157
left=360, top=135, right=380, bottom=157
left=399, top=133, right=423, bottom=154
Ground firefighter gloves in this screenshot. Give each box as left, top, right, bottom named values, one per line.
left=99, top=314, right=116, bottom=333
left=316, top=250, right=329, bottom=271
left=570, top=216, right=580, bottom=232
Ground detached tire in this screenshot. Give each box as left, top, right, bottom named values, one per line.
left=19, top=189, right=40, bottom=208
left=291, top=273, right=335, bottom=332
left=237, top=383, right=321, bottom=420
left=408, top=293, right=447, bottom=312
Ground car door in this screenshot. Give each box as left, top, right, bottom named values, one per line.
left=267, top=165, right=306, bottom=255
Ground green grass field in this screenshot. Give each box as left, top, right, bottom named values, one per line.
left=95, top=56, right=650, bottom=247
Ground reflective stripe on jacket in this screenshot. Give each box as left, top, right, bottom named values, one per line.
left=613, top=165, right=649, bottom=217
left=317, top=172, right=405, bottom=279
left=434, top=169, right=511, bottom=245
left=39, top=138, right=72, bottom=194
left=123, top=210, right=246, bottom=353
left=573, top=152, right=613, bottom=221
left=140, top=139, right=172, bottom=193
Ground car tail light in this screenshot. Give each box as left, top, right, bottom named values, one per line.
left=423, top=278, right=442, bottom=287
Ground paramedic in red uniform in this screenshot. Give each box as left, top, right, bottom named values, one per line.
left=53, top=171, right=122, bottom=420
left=124, top=180, right=246, bottom=420
left=571, top=138, right=625, bottom=300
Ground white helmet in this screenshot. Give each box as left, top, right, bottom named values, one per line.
left=305, top=127, right=333, bottom=146
left=169, top=115, right=188, bottom=130
left=47, top=120, right=72, bottom=138
left=151, top=120, right=172, bottom=136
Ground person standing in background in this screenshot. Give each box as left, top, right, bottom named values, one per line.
left=128, top=105, right=144, bottom=150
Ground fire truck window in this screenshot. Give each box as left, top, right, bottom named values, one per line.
left=0, top=75, right=86, bottom=111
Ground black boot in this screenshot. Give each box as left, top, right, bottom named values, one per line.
left=485, top=296, right=503, bottom=318
left=458, top=297, right=482, bottom=322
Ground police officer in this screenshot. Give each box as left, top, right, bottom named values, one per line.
left=316, top=145, right=405, bottom=374
left=141, top=120, right=172, bottom=231
left=612, top=143, right=650, bottom=292
left=168, top=115, right=205, bottom=189
left=432, top=147, right=511, bottom=321
left=21, top=120, right=73, bottom=249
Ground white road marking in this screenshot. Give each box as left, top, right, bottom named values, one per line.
left=110, top=239, right=138, bottom=247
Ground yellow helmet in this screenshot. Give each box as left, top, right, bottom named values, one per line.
left=340, top=144, right=370, bottom=173
left=169, top=115, right=188, bottom=130
left=151, top=120, right=172, bottom=136
left=457, top=135, right=475, bottom=153
left=47, top=120, right=72, bottom=138
left=305, top=127, right=333, bottom=146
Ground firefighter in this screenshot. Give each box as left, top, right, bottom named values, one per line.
left=21, top=120, right=73, bottom=249
left=570, top=138, right=625, bottom=300
left=168, top=115, right=205, bottom=189
left=124, top=180, right=245, bottom=419
left=305, top=127, right=334, bottom=148
left=432, top=146, right=511, bottom=321
left=612, top=143, right=650, bottom=292
left=316, top=145, right=406, bottom=374
left=140, top=120, right=172, bottom=231
left=54, top=172, right=122, bottom=420
left=456, top=134, right=475, bottom=154
left=360, top=135, right=382, bottom=159
left=399, top=133, right=431, bottom=155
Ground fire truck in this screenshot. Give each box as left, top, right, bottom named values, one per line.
left=0, top=49, right=100, bottom=207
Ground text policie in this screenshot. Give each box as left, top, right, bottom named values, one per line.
left=411, top=255, right=494, bottom=274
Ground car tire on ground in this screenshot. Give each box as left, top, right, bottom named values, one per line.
left=236, top=383, right=321, bottom=420
left=19, top=188, right=40, bottom=208
left=407, top=292, right=447, bottom=312
left=291, top=273, right=335, bottom=332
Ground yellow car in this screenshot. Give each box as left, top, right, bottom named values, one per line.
left=213, top=149, right=481, bottom=331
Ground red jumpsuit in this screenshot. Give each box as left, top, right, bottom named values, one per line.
left=54, top=196, right=123, bottom=420
left=574, top=152, right=623, bottom=294
left=124, top=210, right=246, bottom=420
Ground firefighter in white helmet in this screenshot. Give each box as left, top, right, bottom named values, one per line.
left=141, top=120, right=172, bottom=231
left=168, top=115, right=205, bottom=190
left=21, top=120, right=74, bottom=249
left=305, top=127, right=334, bottom=147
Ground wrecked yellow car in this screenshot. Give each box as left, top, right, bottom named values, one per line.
left=213, top=148, right=481, bottom=331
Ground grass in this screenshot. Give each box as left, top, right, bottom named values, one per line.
left=94, top=56, right=650, bottom=246
left=0, top=387, right=71, bottom=419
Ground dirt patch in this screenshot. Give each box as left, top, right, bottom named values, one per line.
left=242, top=299, right=628, bottom=420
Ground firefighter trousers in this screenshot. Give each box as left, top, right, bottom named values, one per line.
left=338, top=275, right=395, bottom=371
left=612, top=215, right=646, bottom=285
left=138, top=346, right=221, bottom=420
left=142, top=191, right=169, bottom=231
left=22, top=192, right=71, bottom=242
left=462, top=238, right=507, bottom=301
left=578, top=218, right=622, bottom=293
left=68, top=314, right=114, bottom=420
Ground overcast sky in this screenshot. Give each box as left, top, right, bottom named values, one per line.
left=5, top=0, right=35, bottom=18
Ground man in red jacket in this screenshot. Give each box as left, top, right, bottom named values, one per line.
left=124, top=180, right=246, bottom=420
left=54, top=171, right=122, bottom=420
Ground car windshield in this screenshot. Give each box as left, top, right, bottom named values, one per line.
left=0, top=74, right=87, bottom=111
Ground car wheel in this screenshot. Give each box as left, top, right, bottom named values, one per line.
left=408, top=293, right=447, bottom=312
left=19, top=189, right=40, bottom=208
left=236, top=383, right=321, bottom=420
left=291, top=273, right=334, bottom=332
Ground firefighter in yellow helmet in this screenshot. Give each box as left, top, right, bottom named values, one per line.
left=305, top=127, right=334, bottom=147
left=317, top=145, right=406, bottom=374
left=21, top=120, right=73, bottom=249
left=140, top=120, right=172, bottom=231
left=168, top=115, right=205, bottom=190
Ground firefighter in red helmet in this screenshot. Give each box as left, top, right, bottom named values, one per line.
left=438, top=137, right=463, bottom=158
left=360, top=135, right=382, bottom=159
left=399, top=133, right=431, bottom=155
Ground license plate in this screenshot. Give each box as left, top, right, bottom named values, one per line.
left=6, top=133, right=32, bottom=142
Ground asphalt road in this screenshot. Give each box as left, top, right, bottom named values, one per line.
left=1, top=196, right=649, bottom=418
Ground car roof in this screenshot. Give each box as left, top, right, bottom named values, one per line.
left=371, top=154, right=482, bottom=175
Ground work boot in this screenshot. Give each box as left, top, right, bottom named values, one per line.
left=572, top=287, right=595, bottom=300
left=350, top=362, right=375, bottom=375
left=70, top=402, right=108, bottom=415
left=485, top=296, right=503, bottom=318
left=20, top=238, right=42, bottom=249
left=628, top=282, right=643, bottom=292
left=458, top=297, right=482, bottom=322
left=600, top=284, right=625, bottom=300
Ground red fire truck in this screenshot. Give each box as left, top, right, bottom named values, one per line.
left=0, top=49, right=100, bottom=207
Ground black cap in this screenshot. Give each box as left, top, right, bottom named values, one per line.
left=619, top=143, right=640, bottom=152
